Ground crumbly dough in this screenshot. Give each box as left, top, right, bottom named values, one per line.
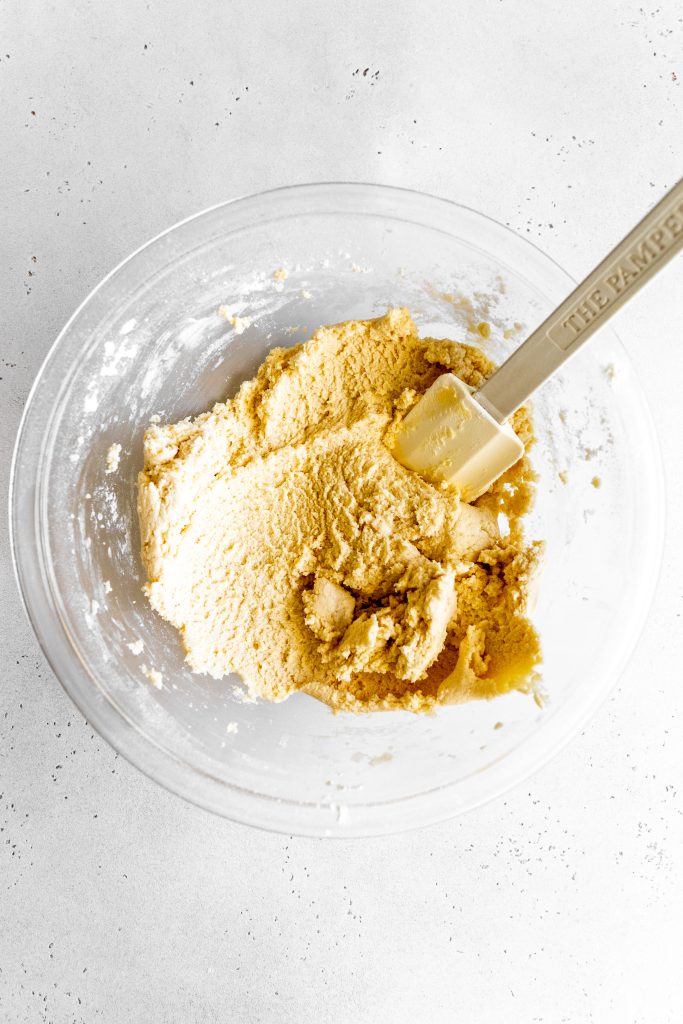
left=142, top=664, right=163, bottom=689
left=105, top=442, right=121, bottom=474
left=138, top=309, right=542, bottom=712
left=218, top=307, right=252, bottom=334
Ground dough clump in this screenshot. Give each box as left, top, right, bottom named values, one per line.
left=138, top=309, right=542, bottom=712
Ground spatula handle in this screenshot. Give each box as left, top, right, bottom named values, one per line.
left=476, top=177, right=683, bottom=423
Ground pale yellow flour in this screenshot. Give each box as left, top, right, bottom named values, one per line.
left=138, top=309, right=542, bottom=712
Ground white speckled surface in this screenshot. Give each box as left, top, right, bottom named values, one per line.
left=3, top=1, right=683, bottom=1020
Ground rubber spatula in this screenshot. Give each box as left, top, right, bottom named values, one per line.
left=391, top=177, right=683, bottom=500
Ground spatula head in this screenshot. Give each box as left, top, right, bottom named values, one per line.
left=390, top=373, right=524, bottom=501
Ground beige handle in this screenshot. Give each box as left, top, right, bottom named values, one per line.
left=476, top=178, right=683, bottom=423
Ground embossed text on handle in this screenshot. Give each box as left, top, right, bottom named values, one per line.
left=548, top=199, right=683, bottom=350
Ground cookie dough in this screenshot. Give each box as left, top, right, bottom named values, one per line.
left=138, top=309, right=542, bottom=712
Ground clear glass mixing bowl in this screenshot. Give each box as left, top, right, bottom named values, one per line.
left=10, top=183, right=664, bottom=836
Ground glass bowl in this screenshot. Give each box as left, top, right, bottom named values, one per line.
left=10, top=183, right=664, bottom=836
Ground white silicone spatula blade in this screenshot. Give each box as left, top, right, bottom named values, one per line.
left=391, top=176, right=683, bottom=499
left=390, top=373, right=523, bottom=501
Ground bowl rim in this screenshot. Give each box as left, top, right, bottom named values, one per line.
left=8, top=181, right=666, bottom=837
